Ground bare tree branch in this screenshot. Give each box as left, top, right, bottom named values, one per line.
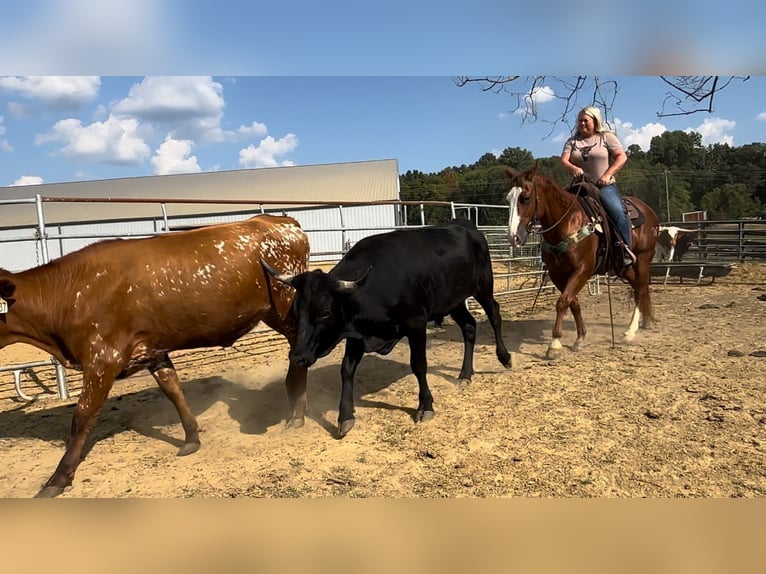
left=453, top=76, right=750, bottom=134
left=658, top=76, right=749, bottom=117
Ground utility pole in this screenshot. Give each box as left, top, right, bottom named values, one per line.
left=664, top=168, right=671, bottom=222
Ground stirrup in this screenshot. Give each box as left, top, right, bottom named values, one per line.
left=622, top=245, right=636, bottom=267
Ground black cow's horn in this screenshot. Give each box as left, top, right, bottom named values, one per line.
left=333, top=265, right=373, bottom=293
left=261, top=259, right=296, bottom=286
left=333, top=279, right=358, bottom=293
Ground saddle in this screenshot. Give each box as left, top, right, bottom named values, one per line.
left=567, top=181, right=645, bottom=276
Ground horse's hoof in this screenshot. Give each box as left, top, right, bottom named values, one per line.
left=499, top=351, right=512, bottom=368
left=572, top=341, right=585, bottom=352
left=457, top=378, right=471, bottom=390
left=177, top=442, right=200, bottom=456
left=416, top=410, right=435, bottom=423
left=337, top=418, right=355, bottom=438
left=546, top=348, right=562, bottom=360
left=34, top=485, right=65, bottom=498
left=286, top=417, right=305, bottom=430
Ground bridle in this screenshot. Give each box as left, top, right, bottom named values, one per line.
left=523, top=177, right=578, bottom=235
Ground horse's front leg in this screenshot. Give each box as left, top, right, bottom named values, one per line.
left=548, top=269, right=590, bottom=360
left=569, top=296, right=587, bottom=352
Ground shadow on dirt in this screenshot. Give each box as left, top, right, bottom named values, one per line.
left=0, top=316, right=584, bottom=461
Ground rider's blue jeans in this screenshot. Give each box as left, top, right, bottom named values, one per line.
left=600, top=183, right=631, bottom=248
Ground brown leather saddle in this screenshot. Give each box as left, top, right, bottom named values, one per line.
left=567, top=181, right=645, bottom=276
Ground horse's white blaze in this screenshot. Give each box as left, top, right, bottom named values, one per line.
left=506, top=186, right=525, bottom=245
left=623, top=305, right=642, bottom=340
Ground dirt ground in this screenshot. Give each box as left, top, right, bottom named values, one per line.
left=1, top=263, right=765, bottom=498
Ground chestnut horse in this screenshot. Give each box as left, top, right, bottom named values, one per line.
left=505, top=165, right=659, bottom=359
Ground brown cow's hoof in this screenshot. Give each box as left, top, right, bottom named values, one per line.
left=177, top=442, right=200, bottom=456
left=286, top=417, right=305, bottom=429
left=416, top=410, right=435, bottom=423
left=337, top=418, right=355, bottom=438
left=34, top=485, right=66, bottom=498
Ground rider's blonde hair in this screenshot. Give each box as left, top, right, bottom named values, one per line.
left=578, top=106, right=609, bottom=134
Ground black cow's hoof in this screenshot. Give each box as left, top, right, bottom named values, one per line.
left=416, top=410, right=435, bottom=423
left=286, top=417, right=305, bottom=430
left=177, top=442, right=200, bottom=456
left=499, top=351, right=512, bottom=368
left=34, top=485, right=65, bottom=498
left=338, top=418, right=355, bottom=438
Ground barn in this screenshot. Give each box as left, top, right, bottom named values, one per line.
left=0, top=158, right=401, bottom=271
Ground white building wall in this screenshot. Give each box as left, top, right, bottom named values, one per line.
left=0, top=203, right=400, bottom=271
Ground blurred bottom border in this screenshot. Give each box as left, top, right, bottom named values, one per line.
left=1, top=498, right=764, bottom=573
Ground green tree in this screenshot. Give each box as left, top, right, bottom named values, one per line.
left=699, top=183, right=764, bottom=219
left=497, top=147, right=534, bottom=169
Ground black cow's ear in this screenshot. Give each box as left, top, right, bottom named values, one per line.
left=0, top=279, right=15, bottom=299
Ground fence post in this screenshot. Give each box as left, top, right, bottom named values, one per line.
left=34, top=194, right=50, bottom=264
left=739, top=220, right=745, bottom=261
left=339, top=205, right=347, bottom=253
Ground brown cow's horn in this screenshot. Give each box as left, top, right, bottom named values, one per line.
left=261, top=259, right=296, bottom=286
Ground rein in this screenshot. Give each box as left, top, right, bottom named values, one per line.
left=529, top=178, right=589, bottom=255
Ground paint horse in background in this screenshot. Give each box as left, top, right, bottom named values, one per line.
left=504, top=165, right=659, bottom=359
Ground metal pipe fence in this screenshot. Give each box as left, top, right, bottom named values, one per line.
left=9, top=195, right=760, bottom=402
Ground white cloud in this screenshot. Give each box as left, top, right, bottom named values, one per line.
left=235, top=121, right=268, bottom=139
left=11, top=175, right=44, bottom=186
left=0, top=116, right=11, bottom=151
left=513, top=85, right=556, bottom=116
left=114, top=76, right=224, bottom=122
left=151, top=136, right=202, bottom=175
left=530, top=85, right=555, bottom=104
left=758, top=112, right=766, bottom=121
left=685, top=117, right=735, bottom=147
left=0, top=76, right=100, bottom=108
left=36, top=114, right=150, bottom=165
left=112, top=76, right=266, bottom=144
left=614, top=118, right=667, bottom=151
left=239, top=134, right=298, bottom=168
left=7, top=101, right=30, bottom=119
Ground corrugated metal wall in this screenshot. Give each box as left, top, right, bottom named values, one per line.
left=0, top=203, right=399, bottom=271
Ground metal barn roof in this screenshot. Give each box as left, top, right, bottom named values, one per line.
left=0, top=158, right=401, bottom=228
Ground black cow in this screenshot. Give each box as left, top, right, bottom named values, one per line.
left=263, top=218, right=511, bottom=437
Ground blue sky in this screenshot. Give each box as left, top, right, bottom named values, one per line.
left=1, top=75, right=764, bottom=188
left=0, top=1, right=765, bottom=187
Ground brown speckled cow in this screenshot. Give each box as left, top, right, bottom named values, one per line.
left=0, top=214, right=309, bottom=497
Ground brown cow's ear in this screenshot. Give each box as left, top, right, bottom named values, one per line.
left=0, top=279, right=15, bottom=299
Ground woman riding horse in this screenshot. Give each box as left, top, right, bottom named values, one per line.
left=561, top=106, right=635, bottom=268
left=505, top=164, right=659, bottom=359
